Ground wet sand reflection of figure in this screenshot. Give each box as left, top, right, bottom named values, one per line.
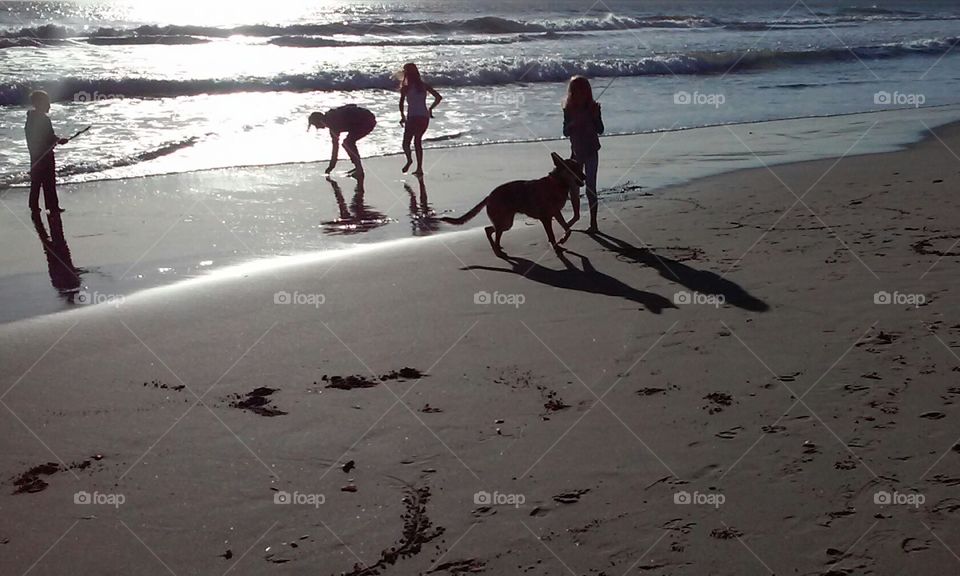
left=31, top=212, right=83, bottom=302
left=322, top=175, right=391, bottom=235
left=404, top=175, right=439, bottom=236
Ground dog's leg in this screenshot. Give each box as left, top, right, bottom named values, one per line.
left=486, top=226, right=506, bottom=257
left=555, top=211, right=572, bottom=244
left=541, top=218, right=563, bottom=254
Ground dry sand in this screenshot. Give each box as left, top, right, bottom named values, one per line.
left=2, top=118, right=960, bottom=575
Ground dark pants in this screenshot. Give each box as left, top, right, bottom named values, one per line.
left=29, top=161, right=59, bottom=212
left=572, top=152, right=599, bottom=229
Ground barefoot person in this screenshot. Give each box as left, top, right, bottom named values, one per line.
left=308, top=104, right=377, bottom=177
left=25, top=90, right=69, bottom=213
left=562, top=76, right=604, bottom=233
left=398, top=63, right=442, bottom=175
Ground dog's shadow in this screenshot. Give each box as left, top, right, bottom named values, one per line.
left=463, top=251, right=676, bottom=314
left=589, top=231, right=769, bottom=312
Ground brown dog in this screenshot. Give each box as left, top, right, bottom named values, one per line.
left=441, top=153, right=585, bottom=257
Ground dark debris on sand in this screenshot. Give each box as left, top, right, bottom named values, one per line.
left=428, top=558, right=486, bottom=574
left=228, top=387, right=287, bottom=417
left=323, top=368, right=426, bottom=390
left=143, top=379, right=185, bottom=392
left=341, top=485, right=444, bottom=576
left=11, top=454, right=104, bottom=495
left=710, top=526, right=743, bottom=540
left=703, top=392, right=734, bottom=414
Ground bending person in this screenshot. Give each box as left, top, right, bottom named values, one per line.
left=309, top=104, right=377, bottom=177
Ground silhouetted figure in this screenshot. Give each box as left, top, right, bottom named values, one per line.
left=308, top=105, right=377, bottom=178
left=322, top=176, right=389, bottom=235
left=589, top=231, right=770, bottom=312
left=404, top=175, right=439, bottom=236
left=398, top=63, right=442, bottom=176
left=464, top=251, right=674, bottom=314
left=32, top=212, right=83, bottom=301
left=563, top=76, right=604, bottom=233
left=25, top=90, right=69, bottom=213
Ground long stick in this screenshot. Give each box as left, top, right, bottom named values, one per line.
left=594, top=76, right=618, bottom=101
left=67, top=125, right=91, bottom=141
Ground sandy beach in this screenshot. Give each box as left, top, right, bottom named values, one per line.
left=2, top=107, right=959, bottom=575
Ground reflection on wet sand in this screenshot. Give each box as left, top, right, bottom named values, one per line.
left=322, top=175, right=391, bottom=235
left=405, top=175, right=439, bottom=236
left=31, top=212, right=84, bottom=303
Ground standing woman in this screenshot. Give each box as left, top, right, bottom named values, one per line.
left=562, top=76, right=604, bottom=233
left=398, top=63, right=442, bottom=175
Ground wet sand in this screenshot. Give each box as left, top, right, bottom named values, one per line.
left=2, top=105, right=960, bottom=323
left=1, top=113, right=960, bottom=575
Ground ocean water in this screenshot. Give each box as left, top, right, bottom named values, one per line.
left=1, top=0, right=959, bottom=186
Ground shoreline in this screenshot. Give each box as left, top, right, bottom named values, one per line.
left=2, top=102, right=959, bottom=191
left=2, top=105, right=959, bottom=325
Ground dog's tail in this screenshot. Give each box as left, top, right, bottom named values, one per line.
left=440, top=197, right=487, bottom=225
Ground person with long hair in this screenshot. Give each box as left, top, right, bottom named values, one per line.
left=398, top=63, right=442, bottom=175
left=562, top=76, right=604, bottom=233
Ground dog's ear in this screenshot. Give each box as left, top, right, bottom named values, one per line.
left=550, top=152, right=564, bottom=167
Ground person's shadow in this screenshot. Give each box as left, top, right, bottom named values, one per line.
left=588, top=231, right=769, bottom=312
left=404, top=175, right=439, bottom=236
left=463, top=250, right=675, bottom=314
left=322, top=175, right=389, bottom=235
left=31, top=212, right=84, bottom=302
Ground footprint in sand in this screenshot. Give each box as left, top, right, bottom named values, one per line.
left=715, top=426, right=742, bottom=439
left=902, top=538, right=931, bottom=553
left=553, top=488, right=590, bottom=504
